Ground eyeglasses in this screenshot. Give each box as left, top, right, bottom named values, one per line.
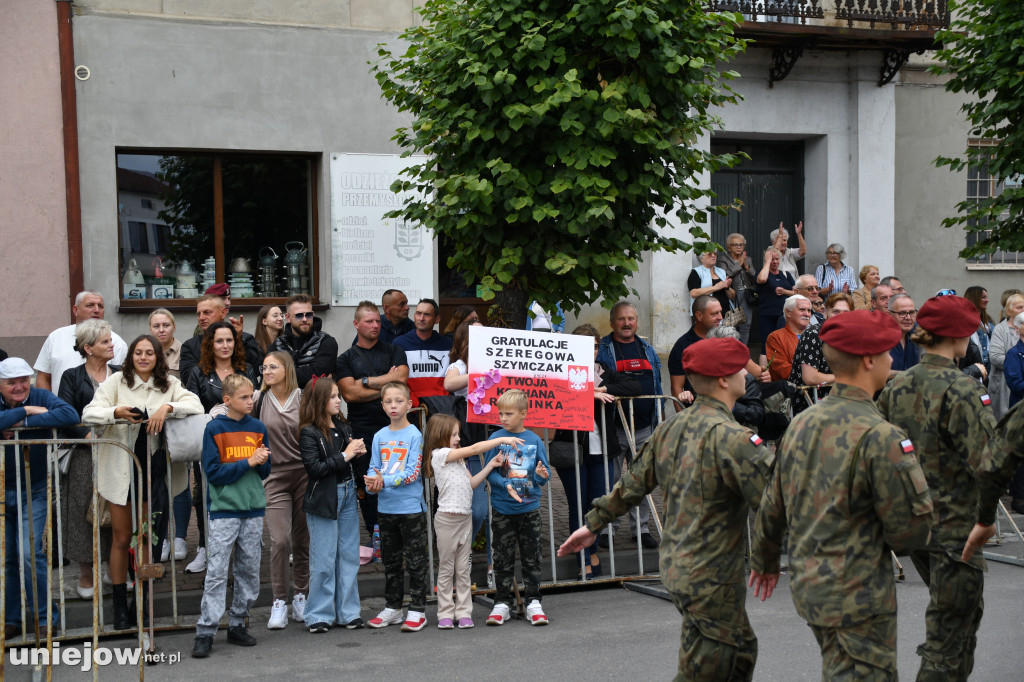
left=259, top=364, right=282, bottom=372
left=811, top=301, right=825, bottom=308
left=292, top=312, right=315, bottom=320
left=892, top=310, right=918, bottom=318
left=826, top=251, right=840, bottom=256
left=798, top=286, right=819, bottom=292
left=935, top=289, right=957, bottom=297
left=728, top=242, right=746, bottom=247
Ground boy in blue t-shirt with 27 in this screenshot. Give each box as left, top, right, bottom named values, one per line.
left=364, top=382, right=428, bottom=632
left=483, top=389, right=550, bottom=626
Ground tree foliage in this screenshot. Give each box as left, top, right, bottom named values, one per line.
left=933, top=0, right=1024, bottom=257
left=373, top=0, right=747, bottom=325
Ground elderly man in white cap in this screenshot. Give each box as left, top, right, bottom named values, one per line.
left=0, top=358, right=78, bottom=637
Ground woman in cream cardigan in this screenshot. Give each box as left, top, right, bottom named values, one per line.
left=83, top=334, right=202, bottom=629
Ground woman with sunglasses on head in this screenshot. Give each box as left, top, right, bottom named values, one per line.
left=183, top=320, right=260, bottom=573
left=256, top=351, right=310, bottom=630
left=83, top=334, right=203, bottom=630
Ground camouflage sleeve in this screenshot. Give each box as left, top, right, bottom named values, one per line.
left=865, top=426, right=934, bottom=553
left=750, top=452, right=786, bottom=575
left=875, top=383, right=892, bottom=418
left=976, top=402, right=1024, bottom=525
left=585, top=438, right=658, bottom=533
left=719, top=428, right=775, bottom=511
left=948, top=379, right=997, bottom=470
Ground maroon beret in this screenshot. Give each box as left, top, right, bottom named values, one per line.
left=819, top=310, right=901, bottom=355
left=682, top=337, right=749, bottom=377
left=915, top=295, right=980, bottom=338
left=204, top=283, right=231, bottom=296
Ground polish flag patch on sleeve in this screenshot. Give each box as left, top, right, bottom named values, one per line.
left=900, top=439, right=914, bottom=454
left=980, top=394, right=992, bottom=406
left=750, top=434, right=764, bottom=446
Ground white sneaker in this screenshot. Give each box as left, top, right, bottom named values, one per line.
left=267, top=599, right=288, bottom=630
left=526, top=599, right=548, bottom=626
left=291, top=593, right=307, bottom=622
left=401, top=610, right=427, bottom=632
left=486, top=603, right=510, bottom=626
left=368, top=607, right=405, bottom=629
left=173, top=538, right=187, bottom=561
left=185, top=547, right=207, bottom=573
left=160, top=541, right=170, bottom=562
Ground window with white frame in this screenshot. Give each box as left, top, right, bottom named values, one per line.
left=966, top=139, right=1024, bottom=268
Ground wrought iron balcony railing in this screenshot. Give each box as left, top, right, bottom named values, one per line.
left=707, top=1, right=949, bottom=31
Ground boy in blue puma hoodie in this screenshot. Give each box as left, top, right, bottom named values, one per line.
left=192, top=375, right=270, bottom=658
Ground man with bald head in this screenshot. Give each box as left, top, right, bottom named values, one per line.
left=34, top=290, right=128, bottom=395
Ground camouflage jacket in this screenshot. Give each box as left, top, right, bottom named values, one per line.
left=877, top=353, right=995, bottom=568
left=751, top=383, right=933, bottom=627
left=585, top=396, right=774, bottom=597
left=976, top=399, right=1024, bottom=525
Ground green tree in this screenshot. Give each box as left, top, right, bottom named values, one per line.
left=374, top=0, right=746, bottom=327
left=933, top=0, right=1024, bottom=257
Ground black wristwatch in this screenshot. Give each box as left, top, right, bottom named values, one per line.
left=362, top=376, right=371, bottom=389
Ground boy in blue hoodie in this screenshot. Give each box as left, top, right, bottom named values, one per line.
left=483, top=389, right=550, bottom=626
left=363, top=382, right=427, bottom=632
left=192, top=374, right=270, bottom=658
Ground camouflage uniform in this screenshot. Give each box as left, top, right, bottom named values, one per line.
left=976, top=399, right=1024, bottom=525
left=586, top=396, right=774, bottom=682
left=876, top=353, right=996, bottom=681
left=378, top=512, right=429, bottom=612
left=751, top=383, right=933, bottom=679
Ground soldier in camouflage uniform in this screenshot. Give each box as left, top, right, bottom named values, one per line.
left=559, top=337, right=774, bottom=681
left=875, top=295, right=996, bottom=681
left=962, top=397, right=1024, bottom=561
left=750, top=310, right=934, bottom=680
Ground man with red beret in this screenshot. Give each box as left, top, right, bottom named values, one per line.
left=560, top=337, right=774, bottom=680
left=876, top=295, right=995, bottom=680
left=750, top=310, right=934, bottom=680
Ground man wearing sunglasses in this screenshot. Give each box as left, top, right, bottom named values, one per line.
left=888, top=294, right=921, bottom=371
left=273, top=294, right=339, bottom=389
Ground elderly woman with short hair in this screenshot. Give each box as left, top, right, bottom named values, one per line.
left=815, top=243, right=858, bottom=298
left=57, top=319, right=119, bottom=599
left=850, top=264, right=880, bottom=310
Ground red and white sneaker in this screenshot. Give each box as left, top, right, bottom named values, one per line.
left=486, top=603, right=510, bottom=626
left=526, top=599, right=548, bottom=626
left=401, top=610, right=427, bottom=632
left=368, top=607, right=404, bottom=629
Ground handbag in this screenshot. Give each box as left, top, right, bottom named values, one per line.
left=86, top=494, right=112, bottom=528
left=163, top=413, right=212, bottom=463
left=723, top=304, right=746, bottom=328
left=547, top=440, right=578, bottom=469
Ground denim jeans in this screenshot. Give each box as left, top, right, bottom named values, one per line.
left=465, top=456, right=492, bottom=564
left=304, top=480, right=361, bottom=626
left=5, top=484, right=53, bottom=628
left=172, top=487, right=191, bottom=540
left=555, top=455, right=615, bottom=566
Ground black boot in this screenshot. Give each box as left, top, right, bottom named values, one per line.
left=128, top=586, right=151, bottom=628
left=112, top=584, right=133, bottom=631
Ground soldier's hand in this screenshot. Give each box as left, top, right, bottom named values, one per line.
left=558, top=527, right=597, bottom=557
left=961, top=523, right=996, bottom=562
left=748, top=571, right=779, bottom=601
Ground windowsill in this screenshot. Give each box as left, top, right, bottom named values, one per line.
left=117, top=298, right=329, bottom=313
left=965, top=264, right=1024, bottom=271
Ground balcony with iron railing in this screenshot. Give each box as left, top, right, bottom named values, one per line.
left=706, top=1, right=951, bottom=85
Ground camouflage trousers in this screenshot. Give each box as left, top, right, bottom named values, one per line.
left=809, top=612, right=897, bottom=681
left=491, top=509, right=543, bottom=607
left=671, top=583, right=757, bottom=682
left=378, top=511, right=428, bottom=611
left=909, top=549, right=984, bottom=682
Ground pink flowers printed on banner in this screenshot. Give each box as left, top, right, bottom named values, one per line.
left=468, top=369, right=502, bottom=415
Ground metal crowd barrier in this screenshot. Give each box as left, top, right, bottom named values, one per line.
left=1, top=423, right=188, bottom=681
left=415, top=395, right=684, bottom=604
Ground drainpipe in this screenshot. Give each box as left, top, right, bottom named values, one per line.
left=56, top=0, right=84, bottom=316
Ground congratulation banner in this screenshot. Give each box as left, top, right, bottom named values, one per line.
left=466, top=326, right=594, bottom=430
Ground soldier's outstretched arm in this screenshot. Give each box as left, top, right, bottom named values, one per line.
left=580, top=437, right=659, bottom=534
left=975, top=401, right=1024, bottom=527
left=868, top=428, right=934, bottom=553
left=748, top=571, right=779, bottom=601
left=558, top=527, right=597, bottom=557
